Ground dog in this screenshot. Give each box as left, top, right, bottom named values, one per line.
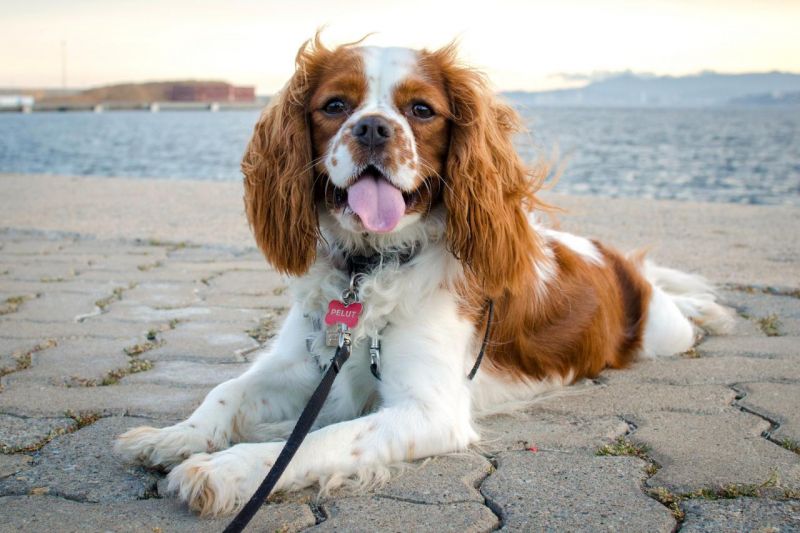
left=116, top=36, right=733, bottom=516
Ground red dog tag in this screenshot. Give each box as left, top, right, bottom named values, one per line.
left=324, top=300, right=363, bottom=328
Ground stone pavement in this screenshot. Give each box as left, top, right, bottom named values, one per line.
left=0, top=174, right=799, bottom=532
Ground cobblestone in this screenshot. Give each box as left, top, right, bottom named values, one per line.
left=681, top=498, right=800, bottom=531
left=481, top=451, right=675, bottom=531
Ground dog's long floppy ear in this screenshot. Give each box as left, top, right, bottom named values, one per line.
left=431, top=45, right=544, bottom=298
left=242, top=37, right=330, bottom=276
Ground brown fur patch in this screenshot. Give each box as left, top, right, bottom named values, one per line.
left=459, top=240, right=652, bottom=383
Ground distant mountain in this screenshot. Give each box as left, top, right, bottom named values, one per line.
left=504, top=72, right=800, bottom=107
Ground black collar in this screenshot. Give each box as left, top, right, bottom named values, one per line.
left=345, top=249, right=416, bottom=278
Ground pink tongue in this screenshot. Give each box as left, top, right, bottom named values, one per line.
left=347, top=174, right=406, bottom=233
left=347, top=173, right=406, bottom=233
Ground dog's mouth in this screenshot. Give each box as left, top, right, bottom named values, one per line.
left=332, top=165, right=421, bottom=233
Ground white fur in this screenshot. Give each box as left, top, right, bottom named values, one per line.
left=640, top=260, right=734, bottom=357
left=544, top=228, right=604, bottom=265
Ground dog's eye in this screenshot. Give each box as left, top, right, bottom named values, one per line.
left=411, top=102, right=434, bottom=119
left=323, top=98, right=348, bottom=116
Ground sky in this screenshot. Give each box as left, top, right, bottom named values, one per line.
left=2, top=0, right=799, bottom=93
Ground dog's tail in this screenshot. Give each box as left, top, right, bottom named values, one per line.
left=639, top=260, right=735, bottom=357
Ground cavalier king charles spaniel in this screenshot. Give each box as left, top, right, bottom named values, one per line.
left=116, top=36, right=733, bottom=516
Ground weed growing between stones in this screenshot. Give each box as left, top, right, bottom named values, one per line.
left=146, top=319, right=181, bottom=341
left=647, top=487, right=685, bottom=522
left=137, top=260, right=164, bottom=272
left=756, top=314, right=782, bottom=336
left=595, top=437, right=651, bottom=460
left=94, top=287, right=125, bottom=310
left=780, top=439, right=800, bottom=454
left=123, top=341, right=161, bottom=356
left=0, top=294, right=37, bottom=315
left=0, top=339, right=57, bottom=379
left=681, top=347, right=700, bottom=359
left=66, top=410, right=101, bottom=428
left=0, top=408, right=99, bottom=453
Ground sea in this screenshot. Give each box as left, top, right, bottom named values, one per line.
left=0, top=107, right=798, bottom=205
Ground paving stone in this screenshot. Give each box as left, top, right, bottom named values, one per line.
left=0, top=382, right=205, bottom=419
left=0, top=414, right=77, bottom=453
left=0, top=278, right=122, bottom=296
left=0, top=262, right=82, bottom=283
left=602, top=356, right=800, bottom=386
left=631, top=410, right=800, bottom=493
left=314, top=497, right=498, bottom=532
left=122, top=281, right=204, bottom=308
left=0, top=316, right=154, bottom=340
left=721, top=289, right=800, bottom=319
left=698, top=336, right=799, bottom=358
left=537, top=382, right=735, bottom=417
left=102, top=301, right=264, bottom=325
left=476, top=410, right=629, bottom=453
left=146, top=321, right=258, bottom=363
left=481, top=451, right=675, bottom=532
left=9, top=291, right=118, bottom=322
left=0, top=417, right=161, bottom=502
left=0, top=454, right=32, bottom=479
left=0, top=495, right=315, bottom=533
left=200, top=293, right=285, bottom=309
left=205, top=269, right=287, bottom=297
left=3, top=337, right=133, bottom=386
left=166, top=246, right=240, bottom=262
left=720, top=288, right=800, bottom=335
left=122, top=360, right=248, bottom=387
left=64, top=240, right=171, bottom=258
left=739, top=382, right=800, bottom=445
left=682, top=497, right=800, bottom=532
left=0, top=240, right=70, bottom=255
left=373, top=453, right=493, bottom=504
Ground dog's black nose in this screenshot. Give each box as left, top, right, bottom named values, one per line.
left=352, top=115, right=392, bottom=147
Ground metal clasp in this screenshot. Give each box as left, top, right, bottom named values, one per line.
left=369, top=336, right=381, bottom=380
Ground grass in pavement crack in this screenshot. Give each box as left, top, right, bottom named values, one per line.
left=780, top=438, right=800, bottom=454
left=0, top=294, right=38, bottom=316
left=94, top=286, right=125, bottom=310
left=0, top=339, right=57, bottom=378
left=0, top=410, right=101, bottom=453
left=596, top=437, right=651, bottom=461
left=756, top=313, right=782, bottom=336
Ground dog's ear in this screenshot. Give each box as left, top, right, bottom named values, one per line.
left=430, top=45, right=544, bottom=297
left=242, top=36, right=330, bottom=276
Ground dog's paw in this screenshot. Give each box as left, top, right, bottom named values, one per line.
left=167, top=447, right=276, bottom=516
left=115, top=423, right=221, bottom=469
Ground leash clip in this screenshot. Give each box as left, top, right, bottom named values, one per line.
left=369, top=336, right=381, bottom=380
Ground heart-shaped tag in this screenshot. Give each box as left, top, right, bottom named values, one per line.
left=324, top=300, right=363, bottom=328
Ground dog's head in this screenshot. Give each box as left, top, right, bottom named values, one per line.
left=243, top=35, right=541, bottom=296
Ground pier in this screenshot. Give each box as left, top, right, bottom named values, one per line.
left=0, top=100, right=263, bottom=113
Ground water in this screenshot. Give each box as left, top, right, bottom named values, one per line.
left=0, top=107, right=798, bottom=205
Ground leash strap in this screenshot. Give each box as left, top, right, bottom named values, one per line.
left=467, top=299, right=494, bottom=380
left=223, top=342, right=351, bottom=533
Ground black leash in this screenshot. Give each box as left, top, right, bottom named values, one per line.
left=223, top=298, right=493, bottom=533
left=468, top=299, right=494, bottom=380
left=222, top=341, right=351, bottom=533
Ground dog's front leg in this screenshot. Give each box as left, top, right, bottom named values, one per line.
left=115, top=305, right=322, bottom=468
left=168, top=295, right=481, bottom=515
